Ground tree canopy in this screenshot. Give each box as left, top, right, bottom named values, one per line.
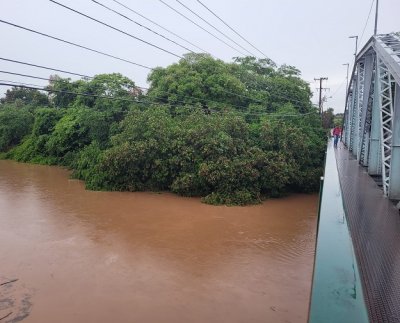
left=0, top=55, right=326, bottom=205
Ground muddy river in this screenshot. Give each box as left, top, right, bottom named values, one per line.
left=0, top=160, right=317, bottom=323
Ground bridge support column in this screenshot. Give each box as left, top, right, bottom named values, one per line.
left=349, top=78, right=358, bottom=154
left=368, top=57, right=381, bottom=175
left=359, top=56, right=374, bottom=165
left=355, top=61, right=365, bottom=160
left=389, top=84, right=400, bottom=199
left=377, top=58, right=394, bottom=196
left=344, top=96, right=352, bottom=147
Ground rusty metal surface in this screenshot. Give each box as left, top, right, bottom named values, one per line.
left=336, top=144, right=400, bottom=323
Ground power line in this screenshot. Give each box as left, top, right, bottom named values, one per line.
left=330, top=76, right=347, bottom=98
left=0, top=57, right=92, bottom=79
left=90, top=0, right=194, bottom=54
left=0, top=81, right=315, bottom=118
left=109, top=0, right=209, bottom=54
left=0, top=57, right=311, bottom=107
left=219, top=110, right=316, bottom=117
left=0, top=79, right=243, bottom=111
left=0, top=19, right=152, bottom=70
left=0, top=68, right=311, bottom=112
left=0, top=70, right=244, bottom=108
left=0, top=80, right=147, bottom=104
left=173, top=0, right=256, bottom=57
left=157, top=0, right=247, bottom=56
left=49, top=0, right=183, bottom=58
left=0, top=70, right=252, bottom=110
left=359, top=0, right=375, bottom=44
left=0, top=71, right=175, bottom=104
left=0, top=80, right=47, bottom=88
left=195, top=0, right=269, bottom=59
left=0, top=22, right=306, bottom=106
left=0, top=57, right=262, bottom=104
left=0, top=71, right=49, bottom=81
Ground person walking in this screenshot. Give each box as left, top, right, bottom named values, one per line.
left=333, top=125, right=342, bottom=148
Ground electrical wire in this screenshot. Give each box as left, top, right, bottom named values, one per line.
left=0, top=19, right=152, bottom=70
left=1, top=70, right=313, bottom=112
left=90, top=0, right=194, bottom=54
left=0, top=81, right=315, bottom=118
left=49, top=0, right=183, bottom=58
left=0, top=57, right=311, bottom=107
left=0, top=71, right=194, bottom=107
left=195, top=0, right=269, bottom=59
left=0, top=57, right=92, bottom=79
left=0, top=57, right=261, bottom=104
left=109, top=0, right=209, bottom=54
left=157, top=0, right=247, bottom=56
left=173, top=0, right=256, bottom=57
left=0, top=19, right=305, bottom=106
left=0, top=70, right=253, bottom=110
left=0, top=80, right=45, bottom=88
left=330, top=76, right=347, bottom=98
left=0, top=71, right=49, bottom=81
left=359, top=0, right=375, bottom=45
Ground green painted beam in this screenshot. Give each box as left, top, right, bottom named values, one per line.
left=308, top=141, right=369, bottom=323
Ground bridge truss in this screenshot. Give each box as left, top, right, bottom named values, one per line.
left=343, top=33, right=400, bottom=200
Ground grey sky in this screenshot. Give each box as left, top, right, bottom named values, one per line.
left=1, top=0, right=399, bottom=113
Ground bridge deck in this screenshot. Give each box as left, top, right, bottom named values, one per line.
left=336, top=141, right=400, bottom=322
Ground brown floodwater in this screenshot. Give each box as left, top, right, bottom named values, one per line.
left=0, top=160, right=317, bottom=323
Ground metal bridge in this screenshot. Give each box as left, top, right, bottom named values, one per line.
left=342, top=33, right=400, bottom=200
left=309, top=33, right=400, bottom=323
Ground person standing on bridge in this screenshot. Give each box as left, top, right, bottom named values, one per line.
left=333, top=125, right=342, bottom=148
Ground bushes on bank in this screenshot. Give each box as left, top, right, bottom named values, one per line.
left=0, top=107, right=34, bottom=151
left=0, top=59, right=326, bottom=205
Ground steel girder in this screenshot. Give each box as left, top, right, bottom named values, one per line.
left=349, top=77, right=358, bottom=152
left=368, top=69, right=382, bottom=176
left=377, top=57, right=394, bottom=196
left=355, top=60, right=365, bottom=160
left=390, top=83, right=400, bottom=199
left=344, top=91, right=351, bottom=147
left=343, top=33, right=400, bottom=199
left=359, top=55, right=375, bottom=166
left=343, top=90, right=352, bottom=147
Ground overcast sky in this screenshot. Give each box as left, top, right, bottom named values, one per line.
left=1, top=0, right=399, bottom=113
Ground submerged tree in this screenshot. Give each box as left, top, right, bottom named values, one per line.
left=0, top=55, right=325, bottom=205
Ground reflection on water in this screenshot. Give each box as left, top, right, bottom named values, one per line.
left=0, top=160, right=317, bottom=323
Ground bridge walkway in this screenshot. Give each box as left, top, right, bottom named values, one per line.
left=336, top=141, right=400, bottom=322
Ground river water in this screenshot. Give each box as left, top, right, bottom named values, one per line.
left=0, top=160, right=317, bottom=323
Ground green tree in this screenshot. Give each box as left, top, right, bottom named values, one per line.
left=1, top=63, right=326, bottom=206
left=46, top=76, right=80, bottom=108
left=0, top=107, right=34, bottom=151
left=322, top=107, right=335, bottom=129
left=0, top=87, right=49, bottom=107
left=147, top=53, right=247, bottom=110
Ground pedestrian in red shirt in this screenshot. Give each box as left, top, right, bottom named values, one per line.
left=333, top=125, right=342, bottom=148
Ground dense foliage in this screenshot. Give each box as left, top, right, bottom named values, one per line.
left=0, top=56, right=326, bottom=205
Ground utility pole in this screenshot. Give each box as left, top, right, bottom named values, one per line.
left=314, top=77, right=328, bottom=116
left=374, top=0, right=379, bottom=36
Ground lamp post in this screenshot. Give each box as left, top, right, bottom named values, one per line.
left=374, top=0, right=379, bottom=36
left=349, top=36, right=359, bottom=79
left=349, top=35, right=359, bottom=57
